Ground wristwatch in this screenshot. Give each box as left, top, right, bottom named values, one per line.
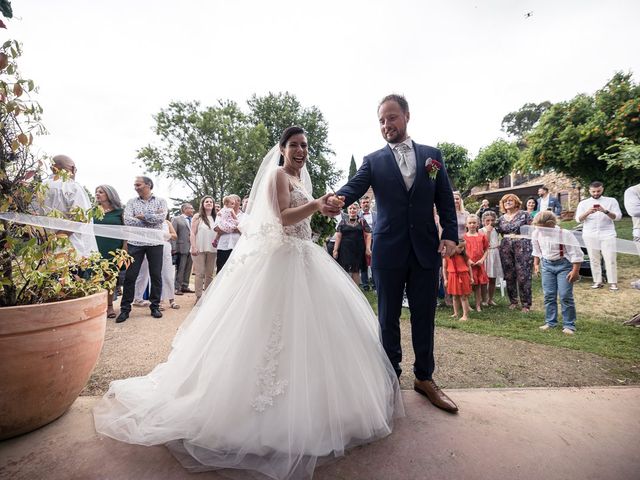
left=604, top=210, right=610, bottom=215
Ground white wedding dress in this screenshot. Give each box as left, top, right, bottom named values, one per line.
left=93, top=146, right=403, bottom=480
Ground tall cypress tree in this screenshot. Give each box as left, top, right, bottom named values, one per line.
left=348, top=155, right=357, bottom=179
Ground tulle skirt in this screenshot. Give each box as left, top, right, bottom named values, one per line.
left=93, top=233, right=403, bottom=480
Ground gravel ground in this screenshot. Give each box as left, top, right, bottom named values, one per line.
left=82, top=293, right=640, bottom=396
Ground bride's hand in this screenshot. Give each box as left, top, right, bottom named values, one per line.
left=317, top=193, right=343, bottom=216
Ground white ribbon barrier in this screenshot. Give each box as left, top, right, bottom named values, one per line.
left=0, top=212, right=167, bottom=245
left=519, top=225, right=640, bottom=256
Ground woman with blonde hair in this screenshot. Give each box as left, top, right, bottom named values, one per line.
left=495, top=194, right=534, bottom=312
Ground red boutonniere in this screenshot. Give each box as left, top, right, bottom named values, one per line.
left=425, top=158, right=441, bottom=180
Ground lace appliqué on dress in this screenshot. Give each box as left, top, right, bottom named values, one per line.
left=251, top=314, right=288, bottom=412
left=283, top=185, right=312, bottom=241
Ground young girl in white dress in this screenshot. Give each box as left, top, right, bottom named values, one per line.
left=479, top=210, right=503, bottom=306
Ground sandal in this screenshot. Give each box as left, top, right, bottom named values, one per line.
left=170, top=302, right=181, bottom=309
left=107, top=310, right=117, bottom=319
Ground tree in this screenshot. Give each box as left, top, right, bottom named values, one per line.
left=501, top=101, right=552, bottom=148
left=348, top=155, right=357, bottom=179
left=247, top=92, right=342, bottom=241
left=137, top=100, right=269, bottom=204
left=436, top=142, right=470, bottom=192
left=522, top=72, right=640, bottom=204
left=466, top=139, right=520, bottom=188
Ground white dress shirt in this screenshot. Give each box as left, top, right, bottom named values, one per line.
left=389, top=137, right=416, bottom=190
left=623, top=184, right=640, bottom=239
left=539, top=195, right=550, bottom=212
left=41, top=177, right=98, bottom=257
left=214, top=211, right=243, bottom=250
left=531, top=226, right=584, bottom=263
left=575, top=196, right=622, bottom=238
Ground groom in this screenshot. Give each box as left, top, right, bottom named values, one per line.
left=334, top=94, right=459, bottom=413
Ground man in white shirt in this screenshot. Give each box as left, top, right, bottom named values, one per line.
left=624, top=183, right=640, bottom=290
left=575, top=181, right=622, bottom=291
left=214, top=194, right=242, bottom=273
left=537, top=186, right=562, bottom=216
left=41, top=155, right=98, bottom=258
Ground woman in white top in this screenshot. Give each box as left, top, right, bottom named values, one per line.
left=190, top=196, right=217, bottom=300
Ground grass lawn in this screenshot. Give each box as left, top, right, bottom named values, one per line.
left=364, top=217, right=640, bottom=363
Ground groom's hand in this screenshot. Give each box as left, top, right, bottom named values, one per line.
left=318, top=194, right=344, bottom=217
left=438, top=239, right=457, bottom=257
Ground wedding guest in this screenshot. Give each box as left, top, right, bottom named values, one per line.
left=132, top=219, right=180, bottom=311
left=575, top=181, right=622, bottom=291
left=40, top=155, right=98, bottom=258
left=190, top=196, right=217, bottom=301
left=476, top=199, right=494, bottom=219
left=94, top=184, right=125, bottom=319
left=464, top=214, right=489, bottom=312
left=453, top=191, right=469, bottom=240
left=358, top=195, right=377, bottom=291
left=333, top=202, right=371, bottom=285
left=496, top=193, right=533, bottom=312
left=525, top=197, right=538, bottom=218
left=443, top=241, right=473, bottom=321
left=172, top=203, right=195, bottom=295
left=325, top=212, right=345, bottom=256
left=623, top=183, right=640, bottom=292
left=214, top=194, right=242, bottom=273
left=532, top=211, right=583, bottom=334
left=212, top=195, right=239, bottom=248
left=537, top=186, right=562, bottom=216
left=116, top=176, right=168, bottom=323
left=480, top=210, right=503, bottom=306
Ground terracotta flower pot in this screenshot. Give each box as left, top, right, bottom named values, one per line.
left=0, top=290, right=107, bottom=440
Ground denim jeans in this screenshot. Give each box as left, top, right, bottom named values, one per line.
left=541, top=257, right=576, bottom=330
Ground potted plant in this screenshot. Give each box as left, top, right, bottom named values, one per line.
left=0, top=37, right=130, bottom=440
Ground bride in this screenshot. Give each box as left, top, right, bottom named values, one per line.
left=93, top=126, right=404, bottom=480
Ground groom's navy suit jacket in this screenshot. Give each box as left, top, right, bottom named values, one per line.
left=337, top=142, right=458, bottom=269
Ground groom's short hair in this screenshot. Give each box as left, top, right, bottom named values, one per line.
left=379, top=94, right=409, bottom=114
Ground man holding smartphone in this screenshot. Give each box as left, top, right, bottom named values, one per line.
left=575, top=181, right=623, bottom=291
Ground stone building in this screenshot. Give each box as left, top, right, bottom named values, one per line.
left=467, top=171, right=581, bottom=218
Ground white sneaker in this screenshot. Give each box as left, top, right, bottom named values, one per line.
left=562, top=328, right=575, bottom=335
left=590, top=283, right=604, bottom=289
left=133, top=299, right=150, bottom=307
left=539, top=324, right=552, bottom=331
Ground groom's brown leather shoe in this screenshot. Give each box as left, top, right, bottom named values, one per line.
left=414, top=379, right=459, bottom=413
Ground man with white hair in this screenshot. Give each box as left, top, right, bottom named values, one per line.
left=41, top=154, right=98, bottom=258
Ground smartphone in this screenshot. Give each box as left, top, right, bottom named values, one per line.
left=593, top=204, right=600, bottom=208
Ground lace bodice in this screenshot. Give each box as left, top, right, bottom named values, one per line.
left=283, top=181, right=313, bottom=241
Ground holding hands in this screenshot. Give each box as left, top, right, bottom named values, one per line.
left=318, top=193, right=345, bottom=217
left=438, top=239, right=457, bottom=257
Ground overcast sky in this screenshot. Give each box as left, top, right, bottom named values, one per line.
left=6, top=0, right=639, bottom=205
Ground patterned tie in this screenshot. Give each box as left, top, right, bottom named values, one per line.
left=395, top=143, right=414, bottom=190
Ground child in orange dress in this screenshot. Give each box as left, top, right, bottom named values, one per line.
left=443, top=240, right=474, bottom=321
left=464, top=214, right=489, bottom=312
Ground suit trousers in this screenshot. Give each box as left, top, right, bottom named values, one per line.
left=120, top=244, right=164, bottom=312
left=373, top=249, right=439, bottom=381
left=174, top=252, right=193, bottom=291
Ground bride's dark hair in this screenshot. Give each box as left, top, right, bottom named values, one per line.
left=278, top=126, right=306, bottom=166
